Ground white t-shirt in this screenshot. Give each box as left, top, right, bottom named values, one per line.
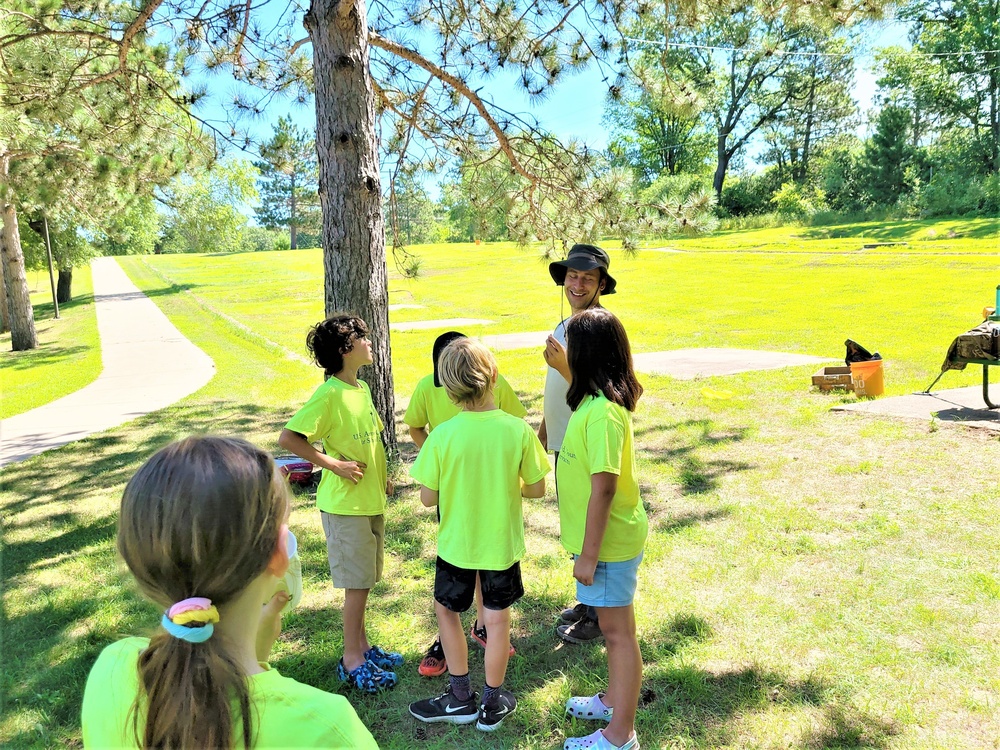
left=543, top=319, right=571, bottom=451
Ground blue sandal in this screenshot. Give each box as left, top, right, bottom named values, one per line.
left=337, top=658, right=398, bottom=693
left=364, top=644, right=404, bottom=669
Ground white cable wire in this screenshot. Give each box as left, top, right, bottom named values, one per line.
left=624, top=36, right=1000, bottom=59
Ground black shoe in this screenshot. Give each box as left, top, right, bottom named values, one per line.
left=409, top=688, right=480, bottom=725
left=477, top=689, right=517, bottom=732
left=560, top=602, right=589, bottom=624
left=557, top=615, right=604, bottom=644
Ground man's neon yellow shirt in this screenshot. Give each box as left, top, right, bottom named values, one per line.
left=285, top=377, right=387, bottom=515
left=409, top=409, right=550, bottom=570
left=403, top=373, right=526, bottom=431
left=557, top=394, right=647, bottom=562
left=82, top=637, right=379, bottom=748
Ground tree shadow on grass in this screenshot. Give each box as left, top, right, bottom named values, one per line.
left=653, top=507, right=729, bottom=533
left=1, top=399, right=287, bottom=520
left=2, top=343, right=90, bottom=370
left=31, top=293, right=95, bottom=318
left=636, top=419, right=754, bottom=496
left=647, top=661, right=898, bottom=748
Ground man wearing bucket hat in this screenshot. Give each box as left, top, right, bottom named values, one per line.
left=539, top=243, right=617, bottom=645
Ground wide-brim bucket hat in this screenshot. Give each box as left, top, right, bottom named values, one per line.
left=548, top=243, right=617, bottom=295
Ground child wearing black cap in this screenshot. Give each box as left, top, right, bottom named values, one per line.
left=404, top=331, right=528, bottom=677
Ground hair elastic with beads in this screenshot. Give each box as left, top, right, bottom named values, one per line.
left=161, top=597, right=220, bottom=643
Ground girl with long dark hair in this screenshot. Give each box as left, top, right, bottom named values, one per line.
left=557, top=308, right=646, bottom=750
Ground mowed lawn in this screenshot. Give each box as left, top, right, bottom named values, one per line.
left=1, top=266, right=102, bottom=420
left=2, top=219, right=999, bottom=749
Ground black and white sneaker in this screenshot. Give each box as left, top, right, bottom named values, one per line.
left=476, top=689, right=517, bottom=732
left=409, top=688, right=480, bottom=725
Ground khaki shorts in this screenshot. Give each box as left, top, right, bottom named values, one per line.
left=320, top=512, right=384, bottom=589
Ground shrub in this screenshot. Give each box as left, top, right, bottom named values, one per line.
left=916, top=171, right=991, bottom=217
left=771, top=182, right=824, bottom=219
left=242, top=226, right=287, bottom=252
left=719, top=170, right=782, bottom=216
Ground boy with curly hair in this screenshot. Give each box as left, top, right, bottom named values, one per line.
left=279, top=314, right=402, bottom=693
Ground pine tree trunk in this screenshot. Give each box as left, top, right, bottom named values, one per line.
left=0, top=237, right=9, bottom=335
left=306, top=0, right=396, bottom=456
left=290, top=170, right=298, bottom=250
left=57, top=268, right=73, bottom=303
left=0, top=152, right=38, bottom=351
left=713, top=133, right=731, bottom=199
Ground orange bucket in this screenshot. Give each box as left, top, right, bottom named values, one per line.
left=850, top=359, right=885, bottom=397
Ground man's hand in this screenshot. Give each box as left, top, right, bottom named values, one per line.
left=573, top=554, right=598, bottom=587
left=332, top=459, right=366, bottom=484
left=386, top=478, right=395, bottom=497
left=543, top=335, right=569, bottom=380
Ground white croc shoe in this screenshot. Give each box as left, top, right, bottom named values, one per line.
left=565, top=693, right=613, bottom=722
left=563, top=728, right=639, bottom=750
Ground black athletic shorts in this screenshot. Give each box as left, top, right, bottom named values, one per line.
left=434, top=556, right=524, bottom=612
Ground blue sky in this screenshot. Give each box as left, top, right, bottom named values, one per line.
left=192, top=15, right=910, bottom=199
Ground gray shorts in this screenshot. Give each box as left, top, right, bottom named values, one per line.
left=320, top=512, right=385, bottom=589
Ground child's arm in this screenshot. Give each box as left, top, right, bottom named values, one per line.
left=278, top=429, right=365, bottom=484
left=573, top=472, right=618, bottom=586
left=537, top=418, right=548, bottom=450
left=419, top=486, right=439, bottom=507
left=408, top=425, right=429, bottom=449
left=521, top=478, right=545, bottom=498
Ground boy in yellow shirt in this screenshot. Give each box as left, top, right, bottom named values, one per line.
left=408, top=338, right=549, bottom=731
left=405, top=331, right=527, bottom=677
left=279, top=314, right=401, bottom=693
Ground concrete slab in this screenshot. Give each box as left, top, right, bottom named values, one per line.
left=833, top=386, right=1000, bottom=431
left=0, top=257, right=216, bottom=466
left=633, top=348, right=833, bottom=380
left=390, top=318, right=494, bottom=331
left=477, top=331, right=549, bottom=351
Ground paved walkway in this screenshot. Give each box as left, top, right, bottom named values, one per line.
left=0, top=257, right=215, bottom=467
left=834, top=386, right=1000, bottom=431
left=632, top=348, right=832, bottom=380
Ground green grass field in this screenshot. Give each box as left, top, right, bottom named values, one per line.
left=2, top=218, right=999, bottom=749
left=1, top=266, right=101, bottom=420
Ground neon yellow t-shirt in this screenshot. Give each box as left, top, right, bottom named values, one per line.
left=557, top=394, right=647, bottom=562
left=403, top=373, right=527, bottom=431
left=285, top=377, right=387, bottom=515
left=82, top=637, right=379, bottom=748
left=409, top=410, right=550, bottom=570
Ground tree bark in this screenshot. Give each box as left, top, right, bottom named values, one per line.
left=0, top=233, right=9, bottom=334
left=713, top=132, right=731, bottom=199
left=0, top=152, right=37, bottom=350
left=306, top=0, right=396, bottom=455
left=57, top=268, right=73, bottom=303
left=290, top=170, right=298, bottom=250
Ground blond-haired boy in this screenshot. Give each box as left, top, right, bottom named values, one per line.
left=408, top=338, right=549, bottom=731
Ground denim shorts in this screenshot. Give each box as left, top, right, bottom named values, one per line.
left=574, top=552, right=643, bottom=608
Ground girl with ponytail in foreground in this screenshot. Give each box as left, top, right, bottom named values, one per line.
left=81, top=436, right=378, bottom=748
